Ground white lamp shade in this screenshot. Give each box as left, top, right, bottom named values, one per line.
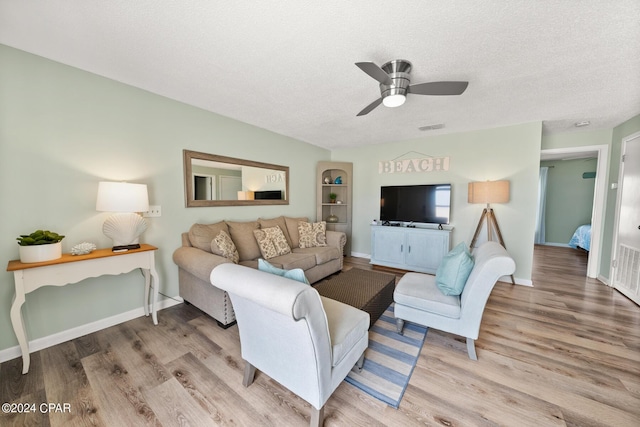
left=468, top=180, right=510, bottom=204
left=96, top=182, right=149, bottom=212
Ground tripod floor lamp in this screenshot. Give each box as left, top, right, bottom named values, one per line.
left=468, top=180, right=515, bottom=284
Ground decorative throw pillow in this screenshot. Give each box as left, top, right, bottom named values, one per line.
left=258, top=259, right=309, bottom=284
left=213, top=230, right=239, bottom=264
left=258, top=216, right=293, bottom=248
left=253, top=226, right=292, bottom=260
left=298, top=221, right=327, bottom=249
left=436, top=242, right=474, bottom=296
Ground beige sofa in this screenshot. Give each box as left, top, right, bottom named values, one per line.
left=173, top=216, right=346, bottom=328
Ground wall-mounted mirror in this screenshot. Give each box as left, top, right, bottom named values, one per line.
left=183, top=150, right=289, bottom=207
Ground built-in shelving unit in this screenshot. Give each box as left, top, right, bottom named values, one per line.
left=316, top=161, right=353, bottom=255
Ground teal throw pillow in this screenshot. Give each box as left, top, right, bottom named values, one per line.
left=436, top=242, right=474, bottom=296
left=258, top=259, right=310, bottom=284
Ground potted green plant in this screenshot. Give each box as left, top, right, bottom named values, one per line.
left=16, top=229, right=65, bottom=263
left=329, top=192, right=337, bottom=203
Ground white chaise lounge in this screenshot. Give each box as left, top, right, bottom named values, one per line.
left=394, top=241, right=516, bottom=360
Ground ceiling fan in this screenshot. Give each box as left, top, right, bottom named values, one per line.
left=355, top=59, right=469, bottom=116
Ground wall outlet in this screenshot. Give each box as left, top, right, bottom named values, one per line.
left=144, top=205, right=161, bottom=217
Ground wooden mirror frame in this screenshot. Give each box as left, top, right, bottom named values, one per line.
left=183, top=149, right=290, bottom=207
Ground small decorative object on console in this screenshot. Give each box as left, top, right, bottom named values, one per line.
left=71, top=242, right=97, bottom=255
left=334, top=176, right=342, bottom=184
left=326, top=214, right=339, bottom=223
left=323, top=177, right=331, bottom=184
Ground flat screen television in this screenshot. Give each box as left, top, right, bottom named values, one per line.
left=380, top=184, right=451, bottom=225
left=254, top=190, right=283, bottom=200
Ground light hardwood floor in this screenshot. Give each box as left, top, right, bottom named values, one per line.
left=1, top=245, right=638, bottom=426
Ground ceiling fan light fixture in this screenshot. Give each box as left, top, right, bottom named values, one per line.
left=383, top=94, right=406, bottom=108
left=355, top=59, right=469, bottom=116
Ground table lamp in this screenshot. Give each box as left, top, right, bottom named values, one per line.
left=96, top=181, right=149, bottom=250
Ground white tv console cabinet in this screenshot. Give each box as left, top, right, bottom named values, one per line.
left=370, top=225, right=451, bottom=274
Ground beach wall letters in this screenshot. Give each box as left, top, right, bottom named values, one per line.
left=378, top=156, right=450, bottom=174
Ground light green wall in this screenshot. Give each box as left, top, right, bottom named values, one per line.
left=541, top=128, right=613, bottom=150
left=331, top=122, right=543, bottom=282
left=540, top=159, right=597, bottom=244
left=600, top=113, right=640, bottom=278
left=0, top=45, right=329, bottom=352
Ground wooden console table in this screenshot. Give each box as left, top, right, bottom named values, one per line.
left=7, top=244, right=160, bottom=374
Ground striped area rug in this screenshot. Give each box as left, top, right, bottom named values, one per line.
left=345, top=304, right=428, bottom=408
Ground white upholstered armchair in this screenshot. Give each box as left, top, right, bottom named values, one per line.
left=210, top=263, right=369, bottom=427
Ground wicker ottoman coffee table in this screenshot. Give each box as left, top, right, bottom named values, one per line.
left=313, top=268, right=396, bottom=328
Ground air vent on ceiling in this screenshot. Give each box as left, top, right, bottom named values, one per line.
left=418, top=123, right=444, bottom=131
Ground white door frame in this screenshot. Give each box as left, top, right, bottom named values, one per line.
left=192, top=173, right=216, bottom=200
left=540, top=144, right=609, bottom=278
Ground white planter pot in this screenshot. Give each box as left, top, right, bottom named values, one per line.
left=19, top=242, right=62, bottom=263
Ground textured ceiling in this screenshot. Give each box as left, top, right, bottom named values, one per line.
left=1, top=0, right=639, bottom=150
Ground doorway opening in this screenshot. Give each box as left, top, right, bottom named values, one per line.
left=538, top=145, right=608, bottom=278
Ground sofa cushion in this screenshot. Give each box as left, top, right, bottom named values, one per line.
left=213, top=230, right=239, bottom=264
left=188, top=221, right=230, bottom=253
left=298, top=221, right=327, bottom=248
left=284, top=216, right=308, bottom=248
left=394, top=272, right=461, bottom=318
left=292, top=246, right=340, bottom=265
left=253, top=226, right=291, bottom=260
left=267, top=252, right=317, bottom=271
left=320, top=296, right=370, bottom=367
left=258, top=259, right=309, bottom=284
left=258, top=216, right=294, bottom=248
left=436, top=242, right=474, bottom=296
left=225, top=220, right=261, bottom=261
left=239, top=259, right=258, bottom=269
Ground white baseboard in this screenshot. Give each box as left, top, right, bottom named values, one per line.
left=350, top=251, right=370, bottom=259
left=540, top=242, right=571, bottom=248
left=0, top=297, right=183, bottom=364
left=511, top=277, right=533, bottom=286
left=597, top=275, right=611, bottom=286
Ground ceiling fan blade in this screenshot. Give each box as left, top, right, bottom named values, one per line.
left=408, top=81, right=469, bottom=96
left=357, top=98, right=383, bottom=116
left=355, top=62, right=392, bottom=85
